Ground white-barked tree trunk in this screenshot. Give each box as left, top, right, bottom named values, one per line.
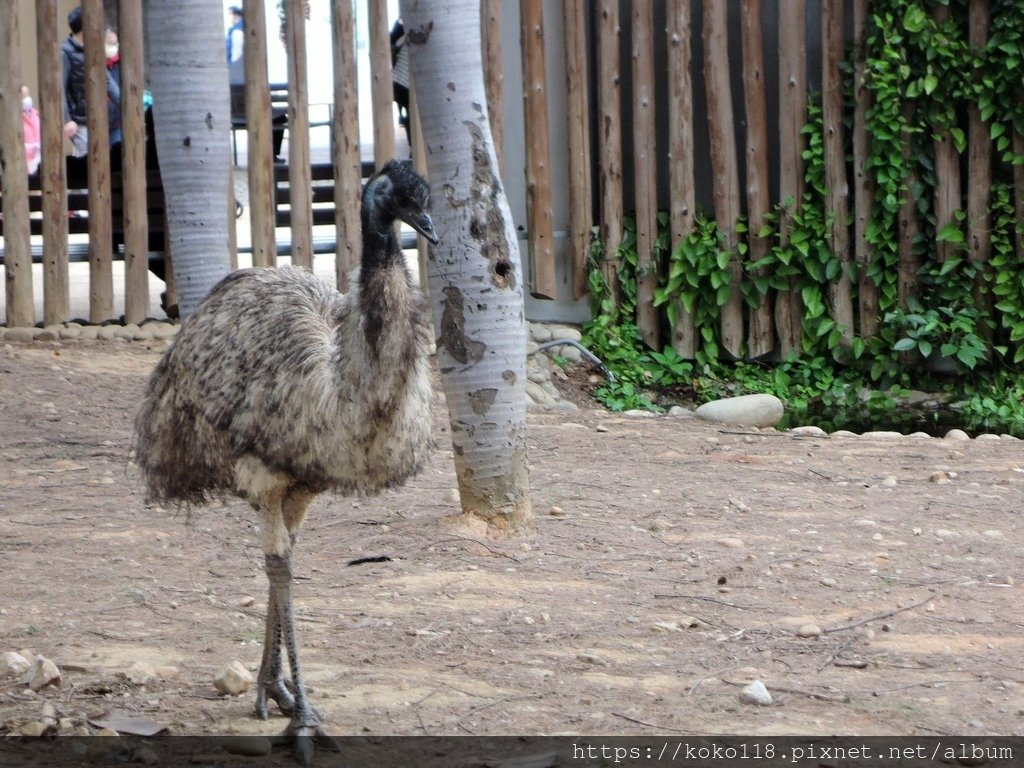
left=400, top=0, right=533, bottom=536
left=145, top=0, right=232, bottom=318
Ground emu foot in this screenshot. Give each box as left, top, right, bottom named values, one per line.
left=254, top=677, right=296, bottom=719
left=274, top=712, right=340, bottom=766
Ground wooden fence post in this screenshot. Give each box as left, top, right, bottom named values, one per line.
left=482, top=0, right=504, bottom=176
left=822, top=0, right=853, bottom=345
left=1, top=0, right=34, bottom=328
left=244, top=0, right=277, bottom=270
left=741, top=0, right=773, bottom=358
left=932, top=5, right=961, bottom=264
left=331, top=0, right=361, bottom=292
left=703, top=2, right=743, bottom=358
left=284, top=0, right=312, bottom=268
left=967, top=0, right=992, bottom=332
left=83, top=0, right=113, bottom=323
left=563, top=0, right=592, bottom=302
left=37, top=0, right=69, bottom=325
left=898, top=105, right=921, bottom=312
left=120, top=0, right=149, bottom=323
left=520, top=0, right=556, bottom=300
left=776, top=0, right=806, bottom=358
left=368, top=0, right=394, bottom=169
left=597, top=0, right=623, bottom=303
left=632, top=1, right=659, bottom=348
left=666, top=0, right=695, bottom=359
left=852, top=0, right=879, bottom=339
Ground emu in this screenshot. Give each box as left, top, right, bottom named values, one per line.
left=133, top=160, right=438, bottom=762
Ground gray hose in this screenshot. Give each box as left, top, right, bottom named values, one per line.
left=532, top=339, right=616, bottom=383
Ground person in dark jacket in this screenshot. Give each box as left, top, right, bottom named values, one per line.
left=61, top=6, right=120, bottom=157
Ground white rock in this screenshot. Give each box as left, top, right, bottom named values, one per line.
left=796, top=623, right=822, bottom=638
left=976, top=433, right=1000, bottom=441
left=528, top=323, right=553, bottom=343
left=880, top=476, right=898, bottom=487
left=694, top=394, right=784, bottom=428
left=830, top=430, right=858, bottom=438
left=740, top=680, right=773, bottom=706
left=622, top=409, right=656, bottom=417
left=789, top=425, right=827, bottom=437
left=908, top=431, right=932, bottom=439
left=718, top=537, right=745, bottom=549
left=124, top=661, right=157, bottom=685
left=548, top=325, right=583, bottom=343
left=668, top=405, right=694, bottom=419
left=28, top=656, right=61, bottom=691
left=213, top=660, right=253, bottom=695
left=944, top=429, right=971, bottom=441
left=5, top=327, right=35, bottom=343
left=0, top=651, right=31, bottom=679
left=863, top=430, right=904, bottom=439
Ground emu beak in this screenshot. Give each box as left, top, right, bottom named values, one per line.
left=408, top=213, right=439, bottom=245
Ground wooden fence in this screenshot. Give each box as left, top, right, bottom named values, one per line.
left=4, top=1, right=1023, bottom=368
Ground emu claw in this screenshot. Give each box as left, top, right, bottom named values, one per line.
left=254, top=678, right=296, bottom=719
left=276, top=724, right=341, bottom=766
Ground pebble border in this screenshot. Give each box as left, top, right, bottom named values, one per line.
left=3, top=320, right=1017, bottom=442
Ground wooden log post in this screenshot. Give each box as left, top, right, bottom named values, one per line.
left=597, top=0, right=623, bottom=304
left=563, top=0, right=592, bottom=302
left=244, top=0, right=276, bottom=269
left=83, top=0, right=113, bottom=323
left=741, top=0, right=773, bottom=358
left=932, top=5, right=961, bottom=264
left=410, top=78, right=429, bottom=295
left=0, top=2, right=34, bottom=327
left=120, top=0, right=149, bottom=323
left=331, top=0, right=361, bottom=291
left=898, top=106, right=921, bottom=312
left=482, top=0, right=504, bottom=175
left=284, top=0, right=312, bottom=268
left=631, top=2, right=659, bottom=348
left=666, top=0, right=695, bottom=359
left=852, top=0, right=878, bottom=339
left=37, top=0, right=69, bottom=325
left=822, top=0, right=853, bottom=346
left=368, top=0, right=394, bottom=169
left=967, top=0, right=992, bottom=332
left=703, top=2, right=743, bottom=359
left=776, top=0, right=806, bottom=358
left=520, top=0, right=556, bottom=300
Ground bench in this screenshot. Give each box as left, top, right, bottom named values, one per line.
left=229, top=83, right=332, bottom=166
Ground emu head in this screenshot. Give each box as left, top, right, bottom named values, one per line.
left=363, top=159, right=438, bottom=244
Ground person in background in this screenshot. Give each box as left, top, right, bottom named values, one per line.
left=61, top=6, right=119, bottom=157
left=390, top=17, right=411, bottom=150
left=21, top=85, right=41, bottom=175
left=106, top=28, right=122, bottom=145
left=226, top=6, right=244, bottom=64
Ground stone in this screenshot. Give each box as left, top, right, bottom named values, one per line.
left=133, top=328, right=154, bottom=341
left=151, top=324, right=177, bottom=341
left=929, top=471, right=952, bottom=484
left=28, top=656, right=61, bottom=691
left=97, top=325, right=118, bottom=340
left=694, top=394, right=784, bottom=428
left=668, top=405, right=694, bottom=419
left=718, top=537, right=745, bottom=549
left=221, top=737, right=273, bottom=757
left=796, top=624, right=822, bottom=638
left=79, top=325, right=100, bottom=340
left=528, top=322, right=553, bottom=343
left=830, top=430, right=858, bottom=438
left=863, top=431, right=903, bottom=439
left=789, top=425, right=828, bottom=437
left=944, top=428, right=971, bottom=441
left=524, top=380, right=553, bottom=405
left=622, top=409, right=656, bottom=417
left=124, top=661, right=157, bottom=685
left=59, top=325, right=82, bottom=340
left=548, top=325, right=583, bottom=343
left=20, top=720, right=50, bottom=737
left=559, top=345, right=583, bottom=363
left=740, top=680, right=773, bottom=706
left=976, top=433, right=1000, bottom=441
left=908, top=431, right=932, bottom=439
left=5, top=327, right=35, bottom=343
left=38, top=325, right=63, bottom=341
left=0, top=651, right=31, bottom=679
left=213, top=660, right=253, bottom=696
left=239, top=596, right=256, bottom=608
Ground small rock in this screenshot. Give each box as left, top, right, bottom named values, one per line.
left=622, top=409, right=656, bottom=417
left=59, top=325, right=82, bottom=340
left=975, top=433, right=1000, bottom=441
left=548, top=325, right=583, bottom=343
left=132, top=746, right=160, bottom=765
left=944, top=428, right=971, bottom=441
left=728, top=498, right=751, bottom=513
left=239, top=596, right=256, bottom=607
left=929, top=471, right=952, bottom=484
left=154, top=665, right=179, bottom=679
left=595, top=424, right=609, bottom=433
left=97, top=727, right=119, bottom=736
left=796, top=624, right=822, bottom=638
left=935, top=528, right=959, bottom=539
left=789, top=425, right=828, bottom=437
left=880, top=476, right=898, bottom=487
left=982, top=530, right=1004, bottom=539
left=863, top=431, right=903, bottom=439
left=20, top=720, right=51, bottom=737
left=548, top=505, right=565, bottom=517
left=576, top=652, right=608, bottom=666
left=221, top=736, right=273, bottom=757
left=79, top=325, right=100, bottom=340
left=97, top=325, right=118, bottom=340
left=213, top=660, right=252, bottom=696
left=695, top=394, right=784, bottom=428
left=717, top=537, right=745, bottom=549
left=820, top=577, right=837, bottom=588
left=124, top=661, right=157, bottom=686
left=36, top=327, right=61, bottom=342
left=830, top=429, right=858, bottom=438
left=908, top=431, right=932, bottom=439
left=668, top=405, right=694, bottom=419
left=28, top=656, right=61, bottom=691
left=0, top=651, right=31, bottom=679
left=5, top=327, right=35, bottom=343
left=739, top=680, right=773, bottom=706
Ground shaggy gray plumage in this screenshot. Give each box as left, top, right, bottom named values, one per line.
left=133, top=159, right=438, bottom=762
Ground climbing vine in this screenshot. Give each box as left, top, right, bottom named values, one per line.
left=581, top=0, right=1024, bottom=434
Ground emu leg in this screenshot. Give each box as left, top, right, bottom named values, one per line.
left=265, top=552, right=339, bottom=765
left=254, top=584, right=295, bottom=718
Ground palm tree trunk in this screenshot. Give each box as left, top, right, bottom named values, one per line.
left=145, top=0, right=232, bottom=318
left=400, top=0, right=533, bottom=536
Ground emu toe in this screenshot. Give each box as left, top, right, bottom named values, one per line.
left=275, top=722, right=340, bottom=766
left=255, top=677, right=296, bottom=719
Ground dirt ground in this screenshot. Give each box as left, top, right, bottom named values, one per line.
left=1, top=340, right=1022, bottom=747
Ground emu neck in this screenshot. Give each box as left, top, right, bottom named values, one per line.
left=358, top=218, right=410, bottom=361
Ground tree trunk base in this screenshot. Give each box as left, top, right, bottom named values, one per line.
left=443, top=499, right=535, bottom=538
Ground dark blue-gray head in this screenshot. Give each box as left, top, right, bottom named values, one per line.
left=362, top=159, right=438, bottom=245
